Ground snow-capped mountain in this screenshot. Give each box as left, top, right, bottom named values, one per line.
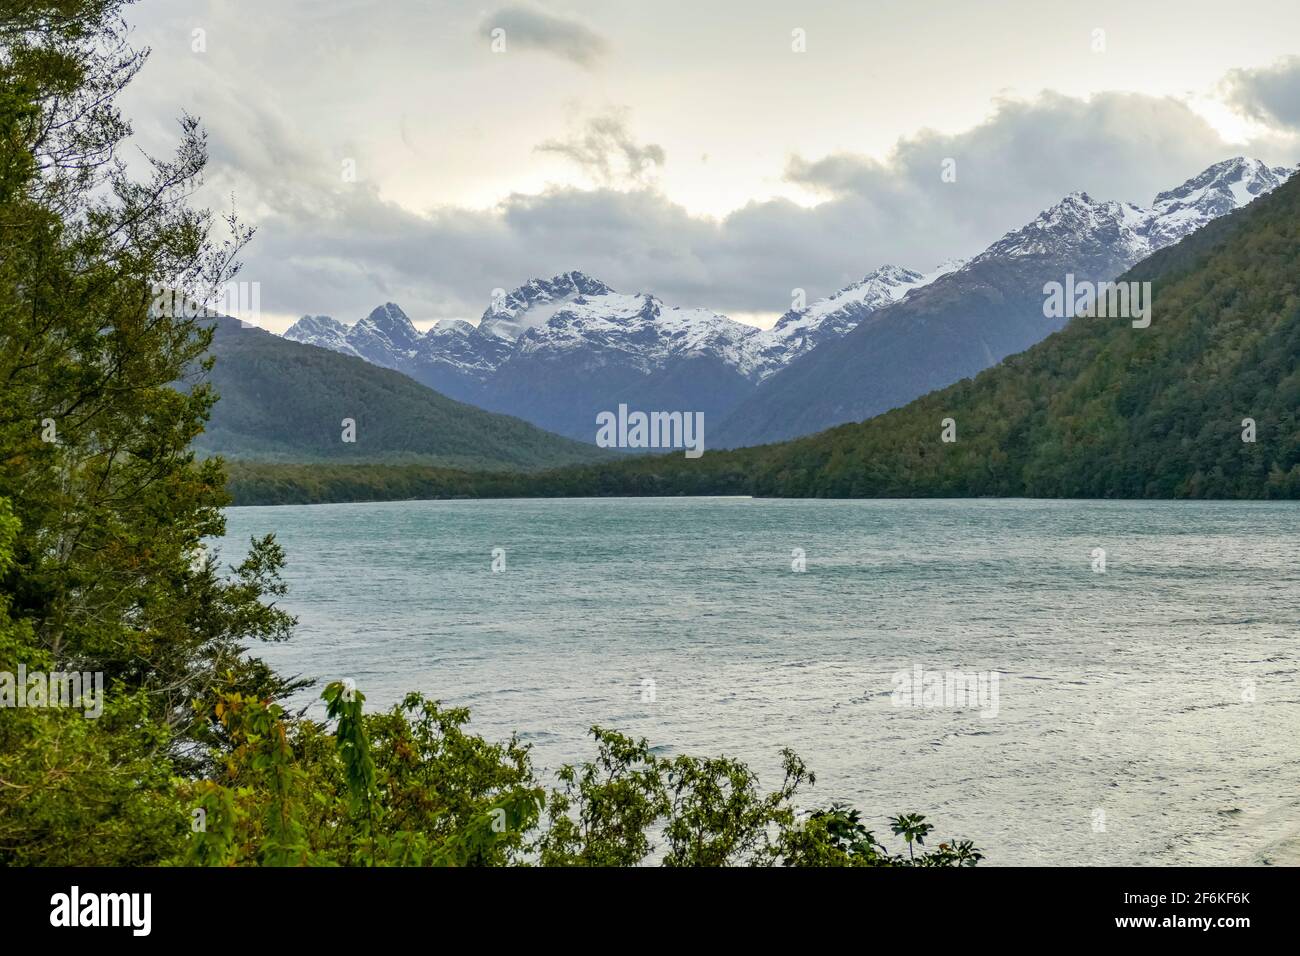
left=283, top=273, right=781, bottom=439
left=282, top=314, right=360, bottom=358
left=971, top=192, right=1152, bottom=267
left=760, top=261, right=966, bottom=365
left=278, top=157, right=1294, bottom=448
left=284, top=303, right=423, bottom=369
left=479, top=271, right=613, bottom=340
left=973, top=157, right=1294, bottom=267
left=507, top=288, right=768, bottom=375
left=341, top=303, right=422, bottom=368
left=285, top=258, right=964, bottom=420
left=471, top=284, right=761, bottom=440
left=1143, top=156, right=1292, bottom=248
left=712, top=157, right=1296, bottom=447
left=414, top=318, right=499, bottom=373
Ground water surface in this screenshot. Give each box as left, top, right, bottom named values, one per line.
left=221, top=497, right=1300, bottom=865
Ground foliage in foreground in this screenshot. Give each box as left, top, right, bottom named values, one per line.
left=2, top=629, right=982, bottom=867
left=176, top=682, right=982, bottom=868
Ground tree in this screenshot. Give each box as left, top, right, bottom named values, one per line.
left=0, top=1, right=984, bottom=868
left=0, top=0, right=296, bottom=862
left=0, top=0, right=293, bottom=747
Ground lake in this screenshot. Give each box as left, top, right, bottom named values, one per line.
left=221, top=497, right=1300, bottom=865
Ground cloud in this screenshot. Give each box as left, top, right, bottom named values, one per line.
left=1222, top=56, right=1300, bottom=130
left=536, top=112, right=665, bottom=185
left=480, top=5, right=610, bottom=69
left=778, top=90, right=1245, bottom=265
left=144, top=73, right=1297, bottom=330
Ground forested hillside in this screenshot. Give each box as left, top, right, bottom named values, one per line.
left=198, top=316, right=612, bottom=471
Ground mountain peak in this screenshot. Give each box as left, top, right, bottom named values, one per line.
left=1153, top=156, right=1271, bottom=204
left=499, top=271, right=613, bottom=307
left=282, top=314, right=360, bottom=357
left=480, top=271, right=616, bottom=339
left=349, top=302, right=421, bottom=360
left=766, top=262, right=939, bottom=357
left=978, top=189, right=1148, bottom=264
left=993, top=157, right=1296, bottom=263
left=926, top=257, right=969, bottom=279
left=364, top=302, right=413, bottom=325
left=551, top=270, right=608, bottom=291
left=1045, top=190, right=1131, bottom=219
left=1145, top=156, right=1294, bottom=247
left=286, top=314, right=344, bottom=335
left=428, top=317, right=473, bottom=334
left=861, top=263, right=926, bottom=285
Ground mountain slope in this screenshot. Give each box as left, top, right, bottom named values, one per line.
left=196, top=317, right=613, bottom=471
left=754, top=261, right=962, bottom=369
left=714, top=157, right=1293, bottom=447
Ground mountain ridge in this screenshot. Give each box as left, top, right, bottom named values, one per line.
left=229, top=162, right=1300, bottom=505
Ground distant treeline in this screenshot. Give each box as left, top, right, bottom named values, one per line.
left=223, top=457, right=755, bottom=505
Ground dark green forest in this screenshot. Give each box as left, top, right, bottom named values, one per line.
left=228, top=170, right=1300, bottom=506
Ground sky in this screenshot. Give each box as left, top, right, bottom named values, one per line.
left=118, top=0, right=1300, bottom=331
